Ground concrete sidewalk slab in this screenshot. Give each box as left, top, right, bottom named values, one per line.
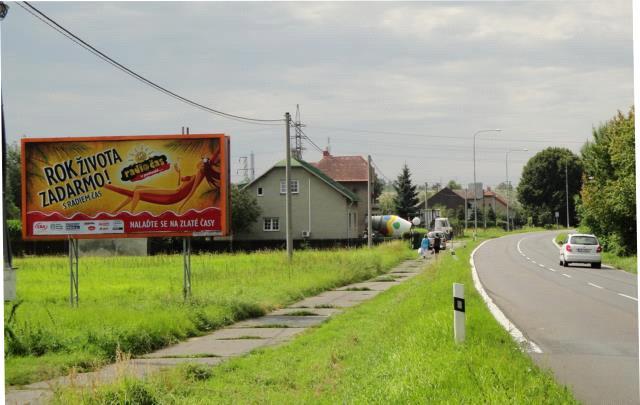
left=233, top=314, right=329, bottom=328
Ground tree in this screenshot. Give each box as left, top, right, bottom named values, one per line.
left=516, top=147, right=582, bottom=227
left=378, top=191, right=396, bottom=214
left=372, top=173, right=384, bottom=202
left=4, top=142, right=21, bottom=219
left=579, top=107, right=635, bottom=254
left=447, top=180, right=462, bottom=190
left=393, top=164, right=419, bottom=219
left=487, top=206, right=497, bottom=226
left=230, top=185, right=262, bottom=235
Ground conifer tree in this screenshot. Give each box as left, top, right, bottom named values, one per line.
left=393, top=164, right=419, bottom=219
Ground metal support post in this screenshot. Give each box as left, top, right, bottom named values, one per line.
left=367, top=155, right=372, bottom=248
left=183, top=237, right=191, bottom=300
left=285, top=112, right=293, bottom=260
left=565, top=160, right=570, bottom=228
left=69, top=238, right=79, bottom=306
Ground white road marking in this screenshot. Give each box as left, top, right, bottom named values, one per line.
left=562, top=273, right=572, bottom=278
left=548, top=268, right=557, bottom=272
left=538, top=264, right=545, bottom=268
left=588, top=282, right=603, bottom=289
left=618, top=293, right=638, bottom=301
left=531, top=260, right=537, bottom=264
left=474, top=239, right=543, bottom=354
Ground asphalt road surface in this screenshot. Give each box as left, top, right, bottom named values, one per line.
left=475, top=231, right=638, bottom=404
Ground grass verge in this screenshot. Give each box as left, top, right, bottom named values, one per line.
left=555, top=232, right=637, bottom=274
left=5, top=242, right=412, bottom=386
left=54, top=231, right=577, bottom=404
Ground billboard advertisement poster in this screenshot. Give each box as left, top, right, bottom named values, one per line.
left=21, top=134, right=230, bottom=239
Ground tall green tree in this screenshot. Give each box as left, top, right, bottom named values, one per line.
left=579, top=107, right=635, bottom=254
left=231, top=185, right=262, bottom=235
left=447, top=180, right=462, bottom=190
left=372, top=173, right=385, bottom=202
left=517, top=147, right=582, bottom=227
left=4, top=142, right=21, bottom=219
left=393, top=164, right=419, bottom=219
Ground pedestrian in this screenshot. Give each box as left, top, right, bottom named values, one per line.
left=419, top=234, right=430, bottom=258
left=433, top=234, right=441, bottom=257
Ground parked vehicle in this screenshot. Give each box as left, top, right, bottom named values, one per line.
left=559, top=234, right=602, bottom=268
left=427, top=231, right=447, bottom=250
left=433, top=217, right=453, bottom=240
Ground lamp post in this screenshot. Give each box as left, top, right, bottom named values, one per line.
left=505, top=148, right=527, bottom=231
left=565, top=159, right=570, bottom=229
left=473, top=129, right=501, bottom=240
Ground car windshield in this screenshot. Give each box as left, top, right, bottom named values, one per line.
left=570, top=236, right=598, bottom=245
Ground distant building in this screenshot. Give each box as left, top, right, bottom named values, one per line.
left=238, top=158, right=360, bottom=241
left=311, top=150, right=369, bottom=236
left=427, top=186, right=508, bottom=219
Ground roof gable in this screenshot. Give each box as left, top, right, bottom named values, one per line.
left=311, top=154, right=368, bottom=182
left=243, top=158, right=358, bottom=202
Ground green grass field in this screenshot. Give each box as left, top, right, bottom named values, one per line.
left=555, top=232, right=637, bottom=274
left=5, top=242, right=412, bottom=386
left=54, top=230, right=577, bottom=404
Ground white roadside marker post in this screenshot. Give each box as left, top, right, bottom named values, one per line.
left=453, top=283, right=465, bottom=343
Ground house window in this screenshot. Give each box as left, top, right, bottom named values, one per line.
left=263, top=217, right=280, bottom=231
left=257, top=187, right=263, bottom=196
left=279, top=180, right=299, bottom=194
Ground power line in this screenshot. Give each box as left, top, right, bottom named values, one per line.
left=308, top=124, right=588, bottom=144
left=18, top=2, right=283, bottom=126
left=370, top=158, right=391, bottom=182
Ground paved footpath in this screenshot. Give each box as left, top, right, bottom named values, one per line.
left=6, top=256, right=431, bottom=404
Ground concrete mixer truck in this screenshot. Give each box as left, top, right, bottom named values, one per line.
left=367, top=215, right=413, bottom=238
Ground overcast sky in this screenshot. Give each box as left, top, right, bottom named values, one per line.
left=1, top=1, right=633, bottom=187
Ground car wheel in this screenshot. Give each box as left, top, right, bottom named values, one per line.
left=591, top=262, right=601, bottom=269
left=563, top=259, right=569, bottom=267
left=559, top=259, right=563, bottom=266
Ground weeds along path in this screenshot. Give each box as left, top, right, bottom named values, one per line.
left=5, top=242, right=412, bottom=389
left=7, top=248, right=425, bottom=404
left=50, top=234, right=576, bottom=404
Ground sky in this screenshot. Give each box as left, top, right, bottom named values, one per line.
left=1, top=1, right=634, bottom=188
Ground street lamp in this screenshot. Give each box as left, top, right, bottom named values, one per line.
left=505, top=148, right=527, bottom=231
left=473, top=129, right=501, bottom=240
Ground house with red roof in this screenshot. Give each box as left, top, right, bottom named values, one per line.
left=311, top=150, right=370, bottom=236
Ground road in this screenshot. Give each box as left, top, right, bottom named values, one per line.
left=474, top=231, right=638, bottom=404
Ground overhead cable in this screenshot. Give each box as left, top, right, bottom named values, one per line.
left=18, top=2, right=283, bottom=126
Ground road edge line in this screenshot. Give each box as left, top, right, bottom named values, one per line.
left=471, top=238, right=543, bottom=354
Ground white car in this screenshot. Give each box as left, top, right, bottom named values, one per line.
left=559, top=234, right=602, bottom=268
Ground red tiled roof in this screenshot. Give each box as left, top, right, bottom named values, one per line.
left=311, top=151, right=368, bottom=182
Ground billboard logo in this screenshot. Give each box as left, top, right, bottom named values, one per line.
left=34, top=223, right=48, bottom=231
left=65, top=223, right=80, bottom=231
left=121, top=154, right=169, bottom=182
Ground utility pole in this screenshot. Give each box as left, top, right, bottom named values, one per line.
left=292, top=105, right=304, bottom=160
left=285, top=113, right=293, bottom=261
left=565, top=160, right=570, bottom=228
left=367, top=155, right=372, bottom=248
left=250, top=151, right=255, bottom=181
left=424, top=182, right=428, bottom=229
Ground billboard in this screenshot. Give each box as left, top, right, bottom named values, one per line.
left=21, top=134, right=230, bottom=239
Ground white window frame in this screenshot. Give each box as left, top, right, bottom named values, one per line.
left=279, top=180, right=300, bottom=194
left=263, top=217, right=280, bottom=232
left=290, top=180, right=299, bottom=194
